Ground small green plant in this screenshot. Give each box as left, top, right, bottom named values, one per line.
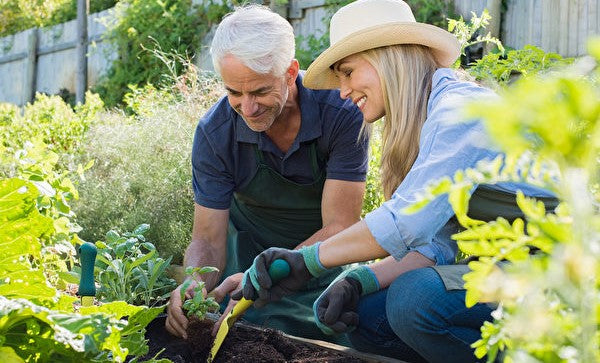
left=448, top=9, right=504, bottom=68
left=95, top=224, right=177, bottom=306
left=466, top=44, right=574, bottom=87
left=181, top=266, right=220, bottom=319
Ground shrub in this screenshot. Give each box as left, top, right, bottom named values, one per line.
left=411, top=39, right=600, bottom=361
left=466, top=45, right=574, bottom=88
left=95, top=0, right=232, bottom=107
left=0, top=0, right=117, bottom=37
left=0, top=178, right=162, bottom=362
left=74, top=67, right=223, bottom=263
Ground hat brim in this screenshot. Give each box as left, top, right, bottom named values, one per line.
left=303, top=22, right=460, bottom=90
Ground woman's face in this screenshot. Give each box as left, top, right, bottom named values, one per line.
left=333, top=54, right=385, bottom=123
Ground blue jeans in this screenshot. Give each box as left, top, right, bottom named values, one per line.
left=348, top=267, right=495, bottom=363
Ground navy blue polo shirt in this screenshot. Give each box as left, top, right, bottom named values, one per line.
left=191, top=73, right=368, bottom=210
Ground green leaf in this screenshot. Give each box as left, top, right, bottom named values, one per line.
left=0, top=347, right=25, bottom=363
left=133, top=224, right=150, bottom=235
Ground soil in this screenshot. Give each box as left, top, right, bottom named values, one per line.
left=143, top=315, right=369, bottom=363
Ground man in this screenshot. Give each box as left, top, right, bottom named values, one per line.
left=165, top=4, right=368, bottom=342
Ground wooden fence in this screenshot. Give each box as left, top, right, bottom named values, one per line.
left=0, top=9, right=114, bottom=106
left=1, top=0, right=599, bottom=106
left=503, top=0, right=600, bottom=56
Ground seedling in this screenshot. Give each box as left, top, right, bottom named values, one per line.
left=181, top=266, right=220, bottom=319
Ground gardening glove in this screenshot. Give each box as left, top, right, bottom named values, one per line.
left=232, top=242, right=328, bottom=308
left=313, top=265, right=380, bottom=335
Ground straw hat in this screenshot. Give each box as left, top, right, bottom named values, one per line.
left=303, top=0, right=460, bottom=89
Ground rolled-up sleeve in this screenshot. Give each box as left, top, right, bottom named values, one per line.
left=365, top=84, right=498, bottom=263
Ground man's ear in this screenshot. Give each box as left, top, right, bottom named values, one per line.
left=286, top=59, right=300, bottom=86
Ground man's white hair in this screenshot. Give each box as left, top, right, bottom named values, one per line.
left=210, top=4, right=295, bottom=76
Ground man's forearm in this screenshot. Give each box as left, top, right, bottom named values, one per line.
left=183, top=239, right=227, bottom=292
left=294, top=222, right=348, bottom=250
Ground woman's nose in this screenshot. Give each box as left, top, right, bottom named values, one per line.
left=339, top=82, right=351, bottom=99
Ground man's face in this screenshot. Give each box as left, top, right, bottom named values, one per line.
left=220, top=55, right=290, bottom=132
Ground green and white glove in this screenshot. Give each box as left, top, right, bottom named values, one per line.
left=313, top=265, right=380, bottom=335
left=233, top=243, right=327, bottom=307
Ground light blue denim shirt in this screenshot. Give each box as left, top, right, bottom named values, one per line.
left=364, top=68, right=554, bottom=265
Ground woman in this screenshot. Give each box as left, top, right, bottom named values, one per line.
left=234, top=0, right=557, bottom=362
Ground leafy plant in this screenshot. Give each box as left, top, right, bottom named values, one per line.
left=181, top=266, right=220, bottom=320
left=467, top=45, right=574, bottom=88
left=448, top=9, right=504, bottom=68
left=95, top=0, right=233, bottom=107
left=0, top=177, right=163, bottom=362
left=0, top=0, right=117, bottom=38
left=408, top=39, right=600, bottom=361
left=94, top=224, right=177, bottom=306
left=0, top=94, right=101, bottom=290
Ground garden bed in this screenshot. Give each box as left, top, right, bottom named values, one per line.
left=143, top=314, right=404, bottom=363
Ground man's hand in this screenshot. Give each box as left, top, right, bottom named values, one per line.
left=165, top=280, right=205, bottom=339
left=210, top=273, right=244, bottom=336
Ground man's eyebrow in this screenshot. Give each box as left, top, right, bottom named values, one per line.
left=224, top=86, right=273, bottom=94
left=250, top=86, right=272, bottom=94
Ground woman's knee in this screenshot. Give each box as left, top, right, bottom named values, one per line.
left=385, top=267, right=447, bottom=335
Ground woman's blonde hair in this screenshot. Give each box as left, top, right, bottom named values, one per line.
left=361, top=44, right=438, bottom=199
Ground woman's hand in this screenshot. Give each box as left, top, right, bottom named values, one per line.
left=233, top=246, right=317, bottom=307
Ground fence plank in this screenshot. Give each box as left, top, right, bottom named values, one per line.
left=76, top=0, right=88, bottom=105
left=25, top=29, right=38, bottom=104
left=559, top=0, right=569, bottom=55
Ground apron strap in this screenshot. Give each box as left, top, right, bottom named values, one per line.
left=308, top=141, right=320, bottom=181
left=253, top=144, right=266, bottom=164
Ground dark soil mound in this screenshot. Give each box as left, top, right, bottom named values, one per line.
left=143, top=315, right=368, bottom=363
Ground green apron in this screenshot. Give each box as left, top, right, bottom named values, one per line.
left=432, top=184, right=559, bottom=291
left=222, top=142, right=345, bottom=342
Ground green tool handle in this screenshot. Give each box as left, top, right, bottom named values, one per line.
left=267, top=258, right=290, bottom=284
left=229, top=258, right=290, bottom=317
left=78, top=242, right=97, bottom=297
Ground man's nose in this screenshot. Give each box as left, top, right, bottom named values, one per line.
left=240, top=96, right=258, bottom=116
